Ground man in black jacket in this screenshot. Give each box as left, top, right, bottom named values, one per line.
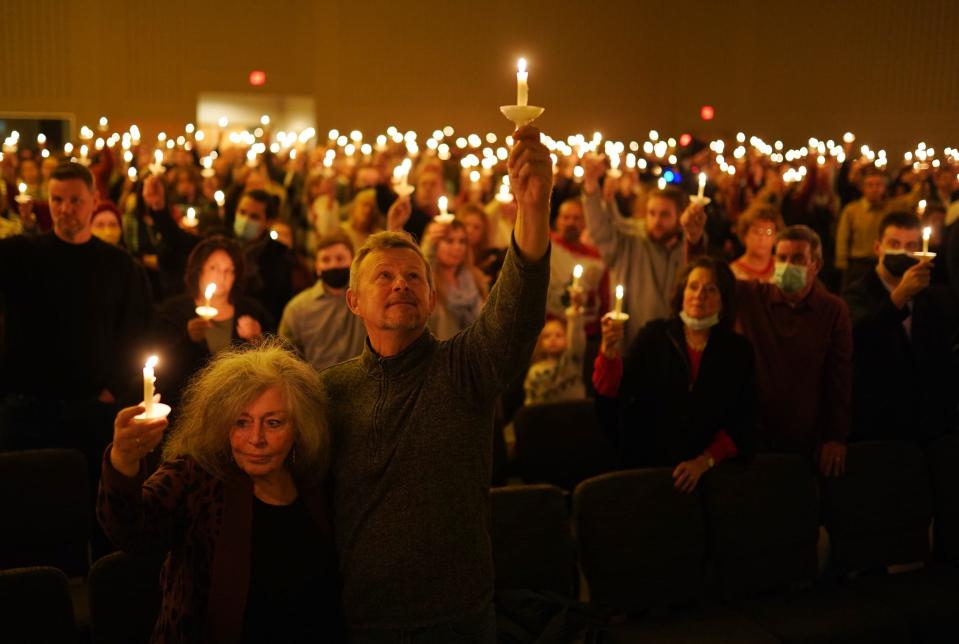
left=232, top=188, right=295, bottom=322
left=843, top=212, right=959, bottom=444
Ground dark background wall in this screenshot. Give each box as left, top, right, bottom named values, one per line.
left=2, top=0, right=958, bottom=152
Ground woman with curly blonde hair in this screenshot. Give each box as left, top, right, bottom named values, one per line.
left=98, top=339, right=343, bottom=643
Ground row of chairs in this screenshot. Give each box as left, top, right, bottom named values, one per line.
left=491, top=436, right=959, bottom=643
left=2, top=436, right=957, bottom=642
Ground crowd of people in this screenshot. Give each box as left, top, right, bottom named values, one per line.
left=1, top=118, right=958, bottom=641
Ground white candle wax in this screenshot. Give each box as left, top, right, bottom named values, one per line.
left=516, top=58, right=529, bottom=107
left=439, top=195, right=448, bottom=217
left=614, top=284, right=624, bottom=315
left=923, top=227, right=931, bottom=254
left=143, top=355, right=158, bottom=415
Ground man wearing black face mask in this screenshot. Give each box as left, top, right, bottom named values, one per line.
left=843, top=212, right=959, bottom=444
left=279, top=231, right=367, bottom=371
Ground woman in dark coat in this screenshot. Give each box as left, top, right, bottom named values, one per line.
left=152, top=235, right=274, bottom=408
left=593, top=256, right=757, bottom=491
left=98, top=341, right=344, bottom=643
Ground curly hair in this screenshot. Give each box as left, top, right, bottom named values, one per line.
left=161, top=338, right=330, bottom=485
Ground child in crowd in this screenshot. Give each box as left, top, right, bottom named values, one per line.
left=523, top=288, right=588, bottom=405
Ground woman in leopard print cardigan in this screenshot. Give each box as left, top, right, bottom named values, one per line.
left=98, top=340, right=344, bottom=643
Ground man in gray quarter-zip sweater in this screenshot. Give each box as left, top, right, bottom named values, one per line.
left=320, top=125, right=553, bottom=641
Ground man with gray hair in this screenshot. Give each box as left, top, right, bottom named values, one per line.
left=733, top=225, right=853, bottom=477
left=320, top=125, right=553, bottom=642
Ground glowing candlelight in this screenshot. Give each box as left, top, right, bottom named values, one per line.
left=572, top=264, right=584, bottom=290
left=98, top=116, right=108, bottom=132
left=917, top=199, right=926, bottom=216
left=18, top=182, right=27, bottom=196
left=127, top=167, right=137, bottom=181
left=37, top=133, right=46, bottom=146
left=516, top=58, right=529, bottom=107
left=184, top=207, right=198, bottom=228
left=270, top=229, right=279, bottom=241
left=143, top=356, right=158, bottom=415
left=614, top=284, right=624, bottom=316
left=697, top=172, right=706, bottom=200
left=195, top=283, right=219, bottom=320
left=214, top=190, right=225, bottom=207
left=435, top=196, right=454, bottom=224
left=922, top=226, right=931, bottom=254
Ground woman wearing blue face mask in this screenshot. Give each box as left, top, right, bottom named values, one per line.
left=593, top=257, right=757, bottom=492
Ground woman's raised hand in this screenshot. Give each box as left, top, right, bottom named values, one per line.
left=110, top=404, right=168, bottom=477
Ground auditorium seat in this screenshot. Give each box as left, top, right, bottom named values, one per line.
left=88, top=551, right=164, bottom=644
left=513, top=400, right=615, bottom=490
left=703, top=453, right=911, bottom=644
left=0, top=449, right=90, bottom=576
left=821, top=440, right=959, bottom=643
left=926, top=433, right=959, bottom=566
left=573, top=469, right=779, bottom=643
left=0, top=566, right=77, bottom=644
left=490, top=484, right=576, bottom=596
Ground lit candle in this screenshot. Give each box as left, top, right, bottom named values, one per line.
left=572, top=264, right=584, bottom=290
left=922, top=226, right=931, bottom=254
left=214, top=190, right=225, bottom=207
left=152, top=149, right=164, bottom=173
left=697, top=172, right=706, bottom=200
left=439, top=195, right=448, bottom=217
left=18, top=182, right=27, bottom=197
left=270, top=229, right=279, bottom=241
left=614, top=284, right=624, bottom=315
left=143, top=356, right=158, bottom=415
left=204, top=282, right=216, bottom=308
left=184, top=207, right=198, bottom=227
left=516, top=58, right=529, bottom=107
left=98, top=116, right=108, bottom=132
left=917, top=199, right=927, bottom=216
left=37, top=133, right=46, bottom=147
left=127, top=166, right=137, bottom=181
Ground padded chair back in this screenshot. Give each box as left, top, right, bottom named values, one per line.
left=821, top=440, right=933, bottom=573
left=513, top=400, right=616, bottom=490
left=88, top=551, right=164, bottom=644
left=573, top=468, right=706, bottom=611
left=702, top=454, right=819, bottom=599
left=926, top=433, right=959, bottom=564
left=0, top=448, right=90, bottom=576
left=490, top=484, right=575, bottom=597
left=0, top=566, right=76, bottom=644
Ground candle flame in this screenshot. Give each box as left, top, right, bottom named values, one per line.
left=154, top=149, right=162, bottom=165
left=573, top=264, right=584, bottom=279
left=186, top=207, right=196, bottom=221
left=517, top=57, right=527, bottom=74
left=145, top=355, right=158, bottom=369
left=204, top=283, right=217, bottom=300
left=616, top=284, right=624, bottom=299
left=438, top=196, right=448, bottom=212
left=923, top=226, right=932, bottom=241
left=698, top=173, right=706, bottom=186
left=18, top=182, right=27, bottom=194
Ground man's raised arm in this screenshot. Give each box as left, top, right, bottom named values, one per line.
left=510, top=125, right=553, bottom=262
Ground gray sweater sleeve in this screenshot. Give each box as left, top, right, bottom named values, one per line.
left=446, top=235, right=550, bottom=401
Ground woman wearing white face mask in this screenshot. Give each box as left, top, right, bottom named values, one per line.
left=593, top=257, right=757, bottom=492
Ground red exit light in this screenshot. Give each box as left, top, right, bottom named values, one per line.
left=249, top=70, right=266, bottom=86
